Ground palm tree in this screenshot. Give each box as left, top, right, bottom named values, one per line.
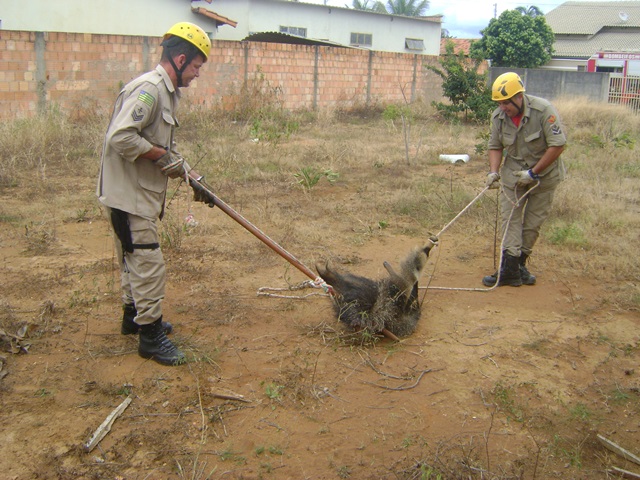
left=384, top=0, right=430, bottom=16
left=515, top=5, right=543, bottom=17
left=349, top=0, right=387, bottom=12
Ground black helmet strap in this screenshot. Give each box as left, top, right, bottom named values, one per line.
left=161, top=36, right=198, bottom=88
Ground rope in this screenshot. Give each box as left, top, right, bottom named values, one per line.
left=255, top=180, right=541, bottom=298
left=421, top=180, right=540, bottom=293
left=434, top=186, right=490, bottom=239
left=257, top=279, right=331, bottom=299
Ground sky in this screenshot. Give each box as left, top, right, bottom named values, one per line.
left=302, top=0, right=572, bottom=38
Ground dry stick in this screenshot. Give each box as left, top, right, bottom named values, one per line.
left=484, top=407, right=497, bottom=475
left=211, top=392, right=251, bottom=403
left=363, top=356, right=413, bottom=380
left=363, top=368, right=442, bottom=391
left=84, top=395, right=133, bottom=452
left=597, top=434, right=640, bottom=466
left=610, top=467, right=640, bottom=480
left=188, top=173, right=400, bottom=342
left=310, top=347, right=324, bottom=387
left=188, top=364, right=210, bottom=444
left=524, top=423, right=543, bottom=480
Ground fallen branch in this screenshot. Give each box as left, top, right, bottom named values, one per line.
left=84, top=396, right=133, bottom=452
left=211, top=391, right=251, bottom=403
left=364, top=368, right=443, bottom=391
left=364, top=358, right=413, bottom=380
left=610, top=467, right=640, bottom=480
left=598, top=434, right=640, bottom=466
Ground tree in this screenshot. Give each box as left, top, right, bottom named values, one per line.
left=384, top=0, right=430, bottom=16
left=349, top=0, right=387, bottom=13
left=515, top=5, right=544, bottom=17
left=348, top=0, right=430, bottom=16
left=429, top=41, right=494, bottom=123
left=469, top=9, right=554, bottom=68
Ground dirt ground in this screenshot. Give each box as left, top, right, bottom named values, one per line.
left=1, top=139, right=639, bottom=479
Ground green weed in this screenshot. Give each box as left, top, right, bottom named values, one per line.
left=263, top=382, right=284, bottom=401
left=492, top=381, right=525, bottom=423
left=569, top=402, right=591, bottom=421
left=293, top=167, right=339, bottom=191
left=546, top=222, right=588, bottom=247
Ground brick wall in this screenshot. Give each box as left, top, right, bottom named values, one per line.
left=0, top=30, right=445, bottom=120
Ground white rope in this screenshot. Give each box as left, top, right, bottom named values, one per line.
left=257, top=280, right=331, bottom=299
left=421, top=181, right=540, bottom=292
left=256, top=182, right=541, bottom=299
left=434, top=186, right=490, bottom=239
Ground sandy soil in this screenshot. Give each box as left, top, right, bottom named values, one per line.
left=0, top=159, right=639, bottom=480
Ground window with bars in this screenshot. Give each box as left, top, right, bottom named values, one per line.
left=350, top=32, right=372, bottom=47
left=280, top=26, right=307, bottom=38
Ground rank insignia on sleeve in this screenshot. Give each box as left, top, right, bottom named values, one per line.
left=551, top=124, right=562, bottom=135
left=137, top=90, right=155, bottom=108
left=132, top=106, right=145, bottom=122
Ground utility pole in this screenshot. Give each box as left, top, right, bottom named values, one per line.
left=493, top=3, right=498, bottom=18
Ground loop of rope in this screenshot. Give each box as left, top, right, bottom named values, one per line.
left=421, top=180, right=540, bottom=293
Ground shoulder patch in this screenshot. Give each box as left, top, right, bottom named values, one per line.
left=132, top=106, right=145, bottom=122
left=137, top=90, right=155, bottom=108
left=548, top=115, right=556, bottom=124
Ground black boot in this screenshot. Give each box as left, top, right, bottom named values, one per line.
left=138, top=318, right=185, bottom=366
left=121, top=304, right=173, bottom=335
left=519, top=254, right=536, bottom=285
left=482, top=253, right=523, bottom=287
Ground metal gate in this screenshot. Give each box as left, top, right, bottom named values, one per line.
left=608, top=75, right=640, bottom=114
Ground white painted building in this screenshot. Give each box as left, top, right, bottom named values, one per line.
left=0, top=0, right=442, bottom=55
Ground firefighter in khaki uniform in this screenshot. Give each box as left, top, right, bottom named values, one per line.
left=483, top=72, right=567, bottom=287
left=97, top=22, right=214, bottom=366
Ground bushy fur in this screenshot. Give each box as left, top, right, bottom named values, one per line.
left=317, top=243, right=434, bottom=338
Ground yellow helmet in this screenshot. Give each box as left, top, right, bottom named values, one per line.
left=492, top=72, right=525, bottom=101
left=163, top=22, right=211, bottom=61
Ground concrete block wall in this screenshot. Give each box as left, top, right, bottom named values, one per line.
left=0, top=29, right=445, bottom=120
left=489, top=66, right=610, bottom=103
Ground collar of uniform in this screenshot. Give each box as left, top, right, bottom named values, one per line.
left=155, top=64, right=181, bottom=98
left=521, top=94, right=530, bottom=120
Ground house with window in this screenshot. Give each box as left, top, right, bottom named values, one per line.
left=542, top=1, right=640, bottom=111
left=1, top=0, right=442, bottom=56
left=543, top=0, right=640, bottom=71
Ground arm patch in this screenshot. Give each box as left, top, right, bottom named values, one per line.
left=137, top=90, right=156, bottom=107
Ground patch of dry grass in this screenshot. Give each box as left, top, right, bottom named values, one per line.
left=545, top=99, right=640, bottom=301
left=1, top=98, right=639, bottom=478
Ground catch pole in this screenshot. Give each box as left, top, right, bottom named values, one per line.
left=188, top=174, right=400, bottom=341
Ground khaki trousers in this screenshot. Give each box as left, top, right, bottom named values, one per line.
left=499, top=179, right=559, bottom=258
left=108, top=208, right=166, bottom=325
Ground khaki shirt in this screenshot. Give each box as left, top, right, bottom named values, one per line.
left=489, top=94, right=567, bottom=187
left=97, top=65, right=180, bottom=220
